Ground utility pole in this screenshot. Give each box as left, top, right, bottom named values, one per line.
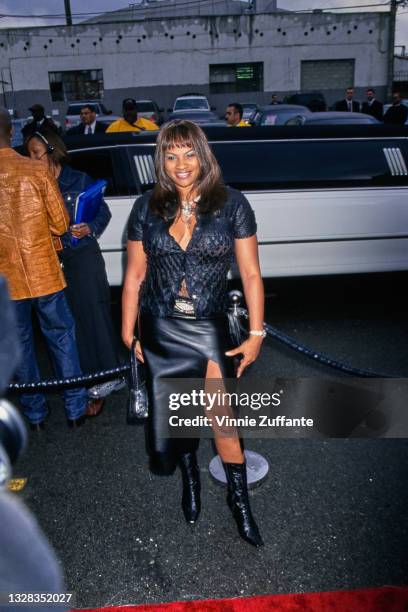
left=387, top=0, right=397, bottom=100
left=387, top=0, right=408, bottom=99
left=0, top=79, right=8, bottom=109
left=64, top=0, right=72, bottom=26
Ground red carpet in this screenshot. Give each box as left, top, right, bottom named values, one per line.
left=76, top=586, right=408, bottom=611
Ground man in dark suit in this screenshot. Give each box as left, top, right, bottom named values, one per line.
left=66, top=104, right=106, bottom=135
left=361, top=89, right=383, bottom=121
left=21, top=104, right=60, bottom=139
left=383, top=92, right=408, bottom=125
left=335, top=87, right=360, bottom=113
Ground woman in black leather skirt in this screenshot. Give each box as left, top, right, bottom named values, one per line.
left=122, top=120, right=265, bottom=546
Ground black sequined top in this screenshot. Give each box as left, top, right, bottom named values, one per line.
left=127, top=187, right=257, bottom=318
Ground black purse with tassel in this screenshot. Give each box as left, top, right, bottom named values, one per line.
left=227, top=290, right=247, bottom=374
left=127, top=337, right=149, bottom=424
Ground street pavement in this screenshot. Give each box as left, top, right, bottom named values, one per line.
left=6, top=272, right=408, bottom=608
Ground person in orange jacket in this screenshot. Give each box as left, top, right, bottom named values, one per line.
left=0, top=107, right=87, bottom=431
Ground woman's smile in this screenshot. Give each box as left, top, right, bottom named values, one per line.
left=164, top=145, right=200, bottom=196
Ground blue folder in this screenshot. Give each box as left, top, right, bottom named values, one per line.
left=71, top=179, right=107, bottom=245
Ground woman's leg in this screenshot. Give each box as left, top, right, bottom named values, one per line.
left=205, top=359, right=244, bottom=463
left=205, top=359, right=263, bottom=547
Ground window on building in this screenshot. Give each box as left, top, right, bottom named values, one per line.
left=301, top=59, right=355, bottom=91
left=209, top=63, right=263, bottom=94
left=49, top=70, right=104, bottom=102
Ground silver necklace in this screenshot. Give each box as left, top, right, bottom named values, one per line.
left=180, top=197, right=199, bottom=225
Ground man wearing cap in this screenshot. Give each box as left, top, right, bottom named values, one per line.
left=22, top=104, right=59, bottom=139
left=106, top=98, right=158, bottom=133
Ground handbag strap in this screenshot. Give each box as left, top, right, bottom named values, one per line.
left=130, top=337, right=140, bottom=392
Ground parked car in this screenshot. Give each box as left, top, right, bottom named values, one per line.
left=170, top=94, right=211, bottom=113
left=241, top=103, right=259, bottom=122
left=166, top=110, right=225, bottom=125
left=285, top=112, right=381, bottom=126
left=249, top=104, right=312, bottom=126
left=64, top=101, right=119, bottom=131
left=383, top=100, right=408, bottom=125
left=63, top=124, right=408, bottom=285
left=136, top=99, right=164, bottom=125
left=285, top=92, right=327, bottom=112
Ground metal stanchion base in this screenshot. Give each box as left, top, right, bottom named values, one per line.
left=209, top=450, right=269, bottom=489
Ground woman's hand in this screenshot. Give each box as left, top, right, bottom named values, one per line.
left=225, top=335, right=264, bottom=378
left=70, top=223, right=91, bottom=239
left=122, top=334, right=144, bottom=363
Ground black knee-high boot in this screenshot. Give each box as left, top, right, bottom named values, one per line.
left=223, top=461, right=264, bottom=547
left=179, top=452, right=201, bottom=523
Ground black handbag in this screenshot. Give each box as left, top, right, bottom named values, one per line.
left=227, top=301, right=247, bottom=376
left=227, top=310, right=246, bottom=347
left=127, top=338, right=149, bottom=424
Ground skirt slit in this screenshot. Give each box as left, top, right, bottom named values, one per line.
left=139, top=313, right=235, bottom=472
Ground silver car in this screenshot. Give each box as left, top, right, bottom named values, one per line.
left=285, top=111, right=381, bottom=126
left=171, top=95, right=211, bottom=113
left=166, top=110, right=225, bottom=126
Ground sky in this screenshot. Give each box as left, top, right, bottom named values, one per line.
left=0, top=0, right=407, bottom=47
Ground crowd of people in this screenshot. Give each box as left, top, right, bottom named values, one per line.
left=334, top=88, right=408, bottom=124
left=0, top=108, right=125, bottom=429
left=19, top=88, right=408, bottom=142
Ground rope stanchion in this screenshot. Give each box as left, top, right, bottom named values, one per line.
left=7, top=290, right=398, bottom=394
left=261, top=321, right=394, bottom=378
left=228, top=290, right=395, bottom=379
left=8, top=365, right=130, bottom=393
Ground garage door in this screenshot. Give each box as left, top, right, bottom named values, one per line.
left=301, top=59, right=355, bottom=90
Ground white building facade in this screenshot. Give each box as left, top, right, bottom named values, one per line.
left=0, top=1, right=391, bottom=118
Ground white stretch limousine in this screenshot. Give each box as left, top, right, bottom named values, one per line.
left=63, top=125, right=408, bottom=286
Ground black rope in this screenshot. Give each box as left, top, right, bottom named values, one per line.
left=8, top=365, right=130, bottom=392
left=7, top=307, right=396, bottom=393
left=238, top=308, right=394, bottom=379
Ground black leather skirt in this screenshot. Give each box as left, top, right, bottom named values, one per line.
left=139, top=311, right=236, bottom=474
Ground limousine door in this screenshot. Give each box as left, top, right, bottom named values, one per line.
left=211, top=138, right=408, bottom=276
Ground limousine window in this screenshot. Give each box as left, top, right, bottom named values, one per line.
left=211, top=139, right=408, bottom=189
left=68, top=148, right=130, bottom=196
left=126, top=138, right=408, bottom=191
left=127, top=146, right=157, bottom=192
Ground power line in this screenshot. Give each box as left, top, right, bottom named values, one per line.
left=0, top=0, right=231, bottom=19
left=0, top=0, right=394, bottom=20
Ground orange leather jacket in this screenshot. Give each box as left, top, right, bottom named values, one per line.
left=0, top=148, right=69, bottom=300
